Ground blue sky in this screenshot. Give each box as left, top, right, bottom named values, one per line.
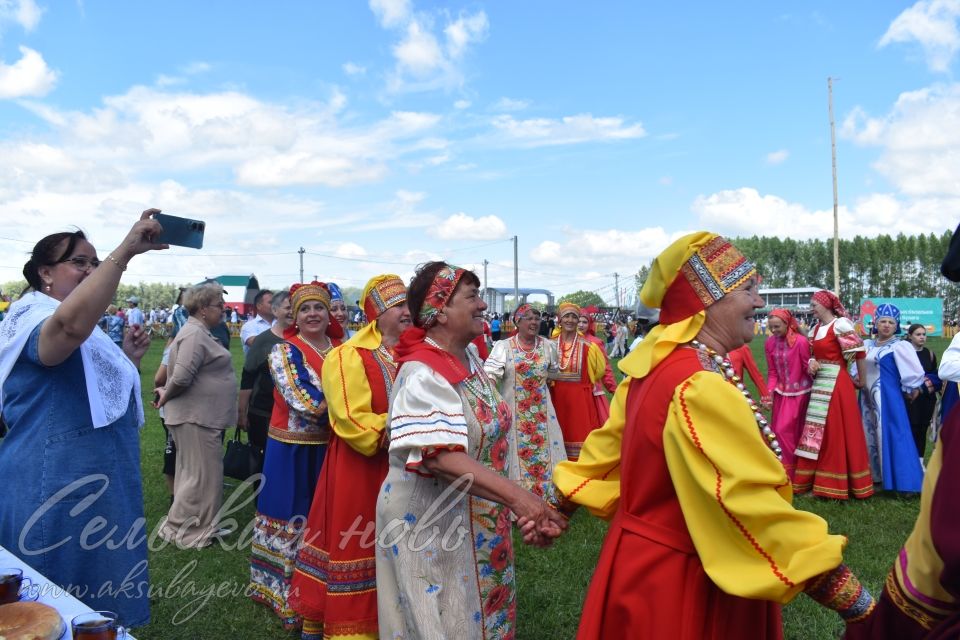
left=0, top=0, right=956, bottom=305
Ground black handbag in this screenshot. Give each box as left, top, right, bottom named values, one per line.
left=223, top=427, right=264, bottom=481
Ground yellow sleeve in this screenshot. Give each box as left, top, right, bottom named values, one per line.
left=664, top=371, right=846, bottom=602
left=320, top=344, right=385, bottom=457
left=586, top=342, right=606, bottom=384
left=551, top=376, right=630, bottom=519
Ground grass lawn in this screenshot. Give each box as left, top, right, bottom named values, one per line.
left=130, top=335, right=952, bottom=639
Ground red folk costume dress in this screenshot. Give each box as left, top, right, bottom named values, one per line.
left=550, top=233, right=875, bottom=639
left=793, top=318, right=874, bottom=500
left=289, top=274, right=408, bottom=640
left=290, top=325, right=397, bottom=639
left=550, top=332, right=606, bottom=460
left=582, top=329, right=617, bottom=423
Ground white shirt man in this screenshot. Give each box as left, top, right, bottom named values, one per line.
left=240, top=290, right=275, bottom=355
left=125, top=298, right=145, bottom=328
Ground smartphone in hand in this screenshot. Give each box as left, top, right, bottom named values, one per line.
left=154, top=213, right=205, bottom=249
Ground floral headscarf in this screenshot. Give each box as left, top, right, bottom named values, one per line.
left=417, top=265, right=466, bottom=329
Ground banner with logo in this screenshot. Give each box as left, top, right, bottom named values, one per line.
left=857, top=298, right=943, bottom=337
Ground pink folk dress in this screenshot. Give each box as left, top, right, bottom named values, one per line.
left=764, top=333, right=813, bottom=480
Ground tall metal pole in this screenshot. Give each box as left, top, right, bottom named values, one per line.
left=298, top=247, right=305, bottom=284
left=614, top=272, right=620, bottom=308
left=483, top=259, right=489, bottom=306
left=513, top=236, right=519, bottom=312
left=828, top=77, right=840, bottom=294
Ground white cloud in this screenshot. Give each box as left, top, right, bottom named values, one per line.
left=0, top=0, right=42, bottom=32
left=343, top=61, right=366, bottom=76
left=371, top=3, right=488, bottom=94
left=490, top=113, right=646, bottom=147
left=393, top=20, right=445, bottom=77
left=530, top=227, right=679, bottom=267
left=491, top=97, right=530, bottom=112
left=0, top=46, right=57, bottom=98
left=428, top=212, right=507, bottom=240
left=454, top=99, right=471, bottom=109
left=444, top=11, right=489, bottom=59
left=880, top=0, right=960, bottom=72
left=766, top=149, right=789, bottom=165
left=369, top=0, right=410, bottom=28
left=15, top=85, right=442, bottom=187
left=841, top=82, right=960, bottom=196
left=659, top=176, right=673, bottom=186
left=691, top=187, right=953, bottom=239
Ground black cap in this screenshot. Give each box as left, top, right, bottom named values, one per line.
left=943, top=223, right=960, bottom=283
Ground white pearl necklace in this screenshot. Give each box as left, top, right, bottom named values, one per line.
left=690, top=340, right=783, bottom=460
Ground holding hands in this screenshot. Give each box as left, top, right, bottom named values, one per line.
left=510, top=487, right=570, bottom=548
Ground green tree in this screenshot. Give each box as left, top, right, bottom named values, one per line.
left=558, top=290, right=606, bottom=309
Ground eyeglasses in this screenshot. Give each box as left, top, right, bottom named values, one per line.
left=58, top=256, right=101, bottom=271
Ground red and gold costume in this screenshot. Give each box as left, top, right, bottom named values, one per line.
left=551, top=303, right=606, bottom=460
left=550, top=233, right=874, bottom=639
left=289, top=275, right=407, bottom=640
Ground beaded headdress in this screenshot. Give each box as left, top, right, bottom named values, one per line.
left=327, top=282, right=344, bottom=303
left=659, top=235, right=756, bottom=324
left=290, top=281, right=332, bottom=318
left=362, top=274, right=407, bottom=321
left=419, top=265, right=466, bottom=329
left=621, top=232, right=755, bottom=379
left=557, top=302, right=581, bottom=318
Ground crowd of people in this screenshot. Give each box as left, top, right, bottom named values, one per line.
left=1, top=209, right=959, bottom=639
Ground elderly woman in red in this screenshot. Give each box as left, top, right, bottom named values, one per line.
left=551, top=301, right=606, bottom=460
left=249, top=281, right=344, bottom=630
left=793, top=290, right=874, bottom=500
left=536, top=232, right=875, bottom=639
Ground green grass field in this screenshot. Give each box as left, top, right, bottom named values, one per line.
left=130, top=335, right=951, bottom=639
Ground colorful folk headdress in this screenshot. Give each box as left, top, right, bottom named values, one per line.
left=557, top=301, right=581, bottom=319
left=362, top=274, right=407, bottom=321
left=875, top=302, right=902, bottom=334
left=621, top=232, right=757, bottom=378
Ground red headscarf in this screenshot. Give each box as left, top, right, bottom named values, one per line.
left=811, top=290, right=847, bottom=319
left=769, top=308, right=800, bottom=347
left=579, top=312, right=597, bottom=337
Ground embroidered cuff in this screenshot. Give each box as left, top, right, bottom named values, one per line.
left=804, top=563, right=875, bottom=623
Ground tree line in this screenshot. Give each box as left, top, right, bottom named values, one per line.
left=629, top=230, right=958, bottom=316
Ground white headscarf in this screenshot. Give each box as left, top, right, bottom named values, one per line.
left=0, top=291, right=144, bottom=428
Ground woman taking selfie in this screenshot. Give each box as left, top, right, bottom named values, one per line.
left=0, top=209, right=166, bottom=627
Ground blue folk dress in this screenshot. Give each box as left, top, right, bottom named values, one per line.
left=860, top=337, right=926, bottom=493
left=0, top=323, right=150, bottom=626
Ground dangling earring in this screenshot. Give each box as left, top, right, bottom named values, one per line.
left=44, top=283, right=51, bottom=292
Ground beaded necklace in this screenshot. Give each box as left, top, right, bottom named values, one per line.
left=298, top=332, right=333, bottom=359
left=689, top=340, right=782, bottom=460
left=425, top=336, right=499, bottom=410
left=557, top=333, right=580, bottom=371
left=513, top=335, right=538, bottom=357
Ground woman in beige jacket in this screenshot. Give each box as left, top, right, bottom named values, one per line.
left=156, top=282, right=238, bottom=548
